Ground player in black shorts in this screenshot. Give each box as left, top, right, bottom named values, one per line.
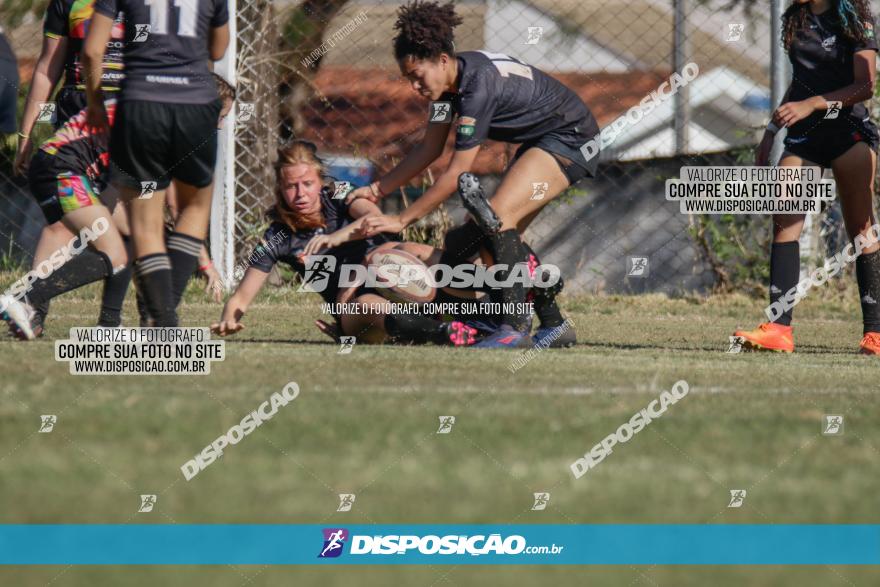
left=348, top=0, right=597, bottom=348
left=83, top=0, right=229, bottom=326
left=9, top=0, right=130, bottom=333
left=734, top=0, right=880, bottom=355
left=1, top=75, right=235, bottom=339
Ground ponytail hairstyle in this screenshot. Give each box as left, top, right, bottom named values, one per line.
left=269, top=140, right=327, bottom=231
left=393, top=0, right=463, bottom=62
left=783, top=0, right=875, bottom=51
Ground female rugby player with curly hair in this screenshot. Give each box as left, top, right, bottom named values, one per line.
left=734, top=0, right=880, bottom=354
left=348, top=0, right=598, bottom=348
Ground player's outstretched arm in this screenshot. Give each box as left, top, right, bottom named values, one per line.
left=301, top=197, right=382, bottom=256
left=347, top=121, right=452, bottom=205
left=211, top=268, right=270, bottom=336
left=360, top=145, right=479, bottom=237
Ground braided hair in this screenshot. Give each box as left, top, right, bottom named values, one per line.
left=393, top=0, right=463, bottom=62
left=783, top=0, right=875, bottom=51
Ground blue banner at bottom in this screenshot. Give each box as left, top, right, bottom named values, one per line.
left=1, top=525, right=878, bottom=565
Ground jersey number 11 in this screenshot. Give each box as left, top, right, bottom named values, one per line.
left=144, top=0, right=198, bottom=37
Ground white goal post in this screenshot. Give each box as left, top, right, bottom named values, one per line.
left=210, top=0, right=237, bottom=291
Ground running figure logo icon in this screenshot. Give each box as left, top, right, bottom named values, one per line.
left=824, top=101, right=842, bottom=119
left=728, top=489, right=746, bottom=508
left=429, top=102, right=451, bottom=123
left=318, top=528, right=349, bottom=558
left=138, top=494, right=157, bottom=513
left=530, top=182, right=549, bottom=200
left=627, top=257, right=649, bottom=277
left=531, top=492, right=550, bottom=511
left=36, top=102, right=56, bottom=124
left=525, top=27, right=543, bottom=45
left=38, top=415, right=57, bottom=433
left=726, top=24, right=744, bottom=42
left=133, top=24, right=151, bottom=42
left=139, top=181, right=157, bottom=199
left=437, top=416, right=456, bottom=433
left=337, top=494, right=356, bottom=512
left=338, top=336, right=356, bottom=354
left=822, top=415, right=844, bottom=435
left=299, top=256, right=336, bottom=293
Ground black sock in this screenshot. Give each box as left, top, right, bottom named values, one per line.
left=167, top=231, right=203, bottom=308
left=98, top=236, right=133, bottom=327
left=856, top=249, right=880, bottom=334
left=440, top=220, right=486, bottom=266
left=486, top=229, right=530, bottom=331
left=27, top=248, right=114, bottom=307
left=384, top=314, right=448, bottom=344
left=134, top=254, right=177, bottom=327
left=769, top=241, right=799, bottom=326
left=135, top=290, right=151, bottom=327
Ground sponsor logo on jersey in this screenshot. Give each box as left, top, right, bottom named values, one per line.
left=457, top=116, right=476, bottom=137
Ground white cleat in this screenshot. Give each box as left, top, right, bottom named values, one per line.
left=0, top=295, right=37, bottom=340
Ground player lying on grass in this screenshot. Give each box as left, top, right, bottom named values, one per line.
left=84, top=0, right=229, bottom=327
left=734, top=0, right=880, bottom=355
left=10, top=0, right=131, bottom=332
left=1, top=76, right=234, bottom=339
left=211, top=140, right=572, bottom=347
left=347, top=0, right=597, bottom=348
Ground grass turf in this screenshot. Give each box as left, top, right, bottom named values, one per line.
left=1, top=279, right=878, bottom=585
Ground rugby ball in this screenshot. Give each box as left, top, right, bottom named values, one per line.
left=365, top=247, right=435, bottom=304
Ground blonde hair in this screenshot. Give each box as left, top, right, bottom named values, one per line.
left=270, top=140, right=327, bottom=230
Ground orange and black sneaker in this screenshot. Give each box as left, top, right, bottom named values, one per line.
left=858, top=332, right=880, bottom=355
left=732, top=322, right=794, bottom=353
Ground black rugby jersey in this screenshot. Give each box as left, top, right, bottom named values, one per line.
left=438, top=50, right=599, bottom=151
left=788, top=8, right=878, bottom=130
left=248, top=186, right=389, bottom=304
left=94, top=0, right=228, bottom=104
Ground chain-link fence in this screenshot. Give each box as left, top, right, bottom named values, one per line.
left=229, top=0, right=790, bottom=294
left=3, top=0, right=880, bottom=294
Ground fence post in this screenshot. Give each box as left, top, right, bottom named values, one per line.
left=769, top=0, right=788, bottom=165
left=673, top=0, right=690, bottom=154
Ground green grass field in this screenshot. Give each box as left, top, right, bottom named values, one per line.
left=1, top=279, right=878, bottom=585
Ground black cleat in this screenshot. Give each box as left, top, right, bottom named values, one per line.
left=458, top=173, right=501, bottom=234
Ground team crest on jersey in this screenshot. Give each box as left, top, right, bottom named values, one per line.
left=865, top=22, right=875, bottom=39
left=457, top=116, right=476, bottom=137
left=821, top=35, right=836, bottom=51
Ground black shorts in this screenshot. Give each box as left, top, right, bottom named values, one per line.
left=109, top=99, right=221, bottom=191
left=783, top=115, right=880, bottom=168
left=512, top=129, right=599, bottom=185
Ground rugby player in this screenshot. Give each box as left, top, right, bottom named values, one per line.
left=734, top=0, right=880, bottom=354
left=211, top=140, right=483, bottom=346
left=348, top=0, right=597, bottom=348
left=1, top=75, right=235, bottom=339
left=10, top=0, right=131, bottom=333
left=83, top=0, right=229, bottom=326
